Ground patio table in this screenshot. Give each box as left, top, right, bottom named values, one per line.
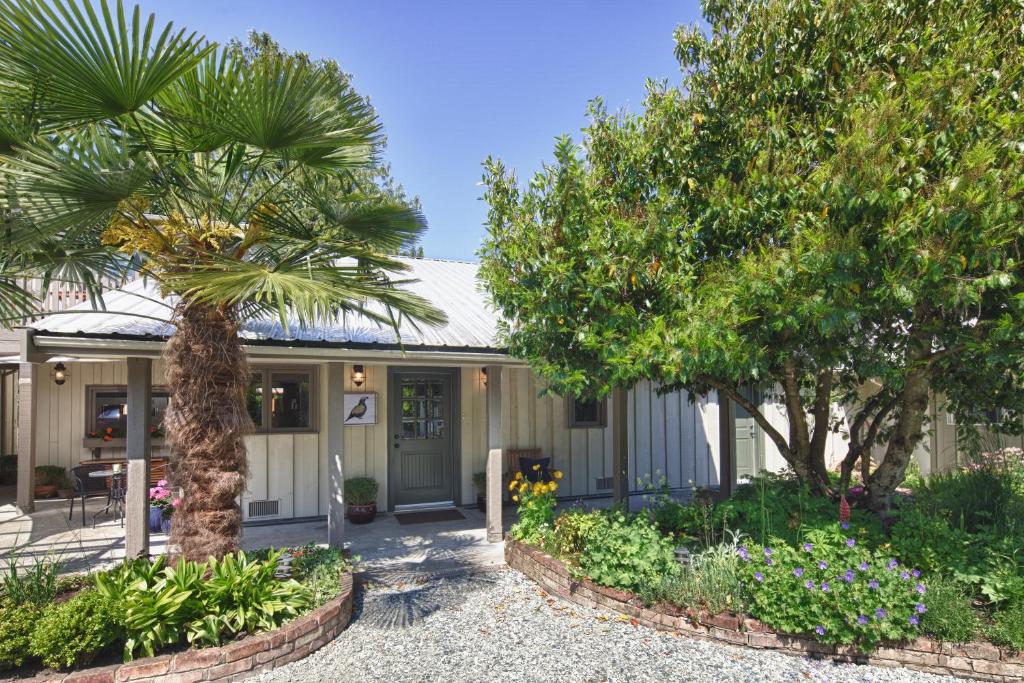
left=88, top=469, right=126, bottom=527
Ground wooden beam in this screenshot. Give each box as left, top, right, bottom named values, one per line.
left=718, top=390, right=734, bottom=499
left=326, top=362, right=345, bottom=548
left=15, top=362, right=36, bottom=513
left=125, top=357, right=152, bottom=559
left=485, top=365, right=503, bottom=543
left=611, top=386, right=629, bottom=507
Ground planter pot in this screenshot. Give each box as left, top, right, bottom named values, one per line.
left=476, top=494, right=486, bottom=512
left=148, top=507, right=163, bottom=532
left=58, top=488, right=74, bottom=499
left=161, top=516, right=171, bottom=534
left=347, top=502, right=377, bottom=524
left=34, top=484, right=57, bottom=499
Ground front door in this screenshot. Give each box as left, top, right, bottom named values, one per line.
left=389, top=369, right=457, bottom=510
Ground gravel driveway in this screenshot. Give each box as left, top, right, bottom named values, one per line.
left=248, top=570, right=964, bottom=683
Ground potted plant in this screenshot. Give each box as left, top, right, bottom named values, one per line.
left=344, top=477, right=378, bottom=524
left=148, top=479, right=179, bottom=533
left=34, top=465, right=66, bottom=499
left=472, top=472, right=487, bottom=512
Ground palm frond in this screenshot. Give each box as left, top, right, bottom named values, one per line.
left=0, top=0, right=211, bottom=123
left=248, top=199, right=426, bottom=253
left=0, top=276, right=39, bottom=325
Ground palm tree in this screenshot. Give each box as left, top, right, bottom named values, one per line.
left=0, top=0, right=445, bottom=561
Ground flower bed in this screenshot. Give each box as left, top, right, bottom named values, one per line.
left=506, top=540, right=1024, bottom=681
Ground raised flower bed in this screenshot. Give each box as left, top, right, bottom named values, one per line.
left=506, top=540, right=1024, bottom=681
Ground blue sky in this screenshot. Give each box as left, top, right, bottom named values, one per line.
left=165, top=1, right=703, bottom=261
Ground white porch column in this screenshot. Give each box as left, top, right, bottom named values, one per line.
left=611, top=386, right=629, bottom=506
left=125, top=357, right=152, bottom=559
left=326, top=362, right=346, bottom=548
left=485, top=365, right=503, bottom=543
left=15, top=362, right=36, bottom=513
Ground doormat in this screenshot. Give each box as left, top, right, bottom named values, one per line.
left=394, top=509, right=466, bottom=525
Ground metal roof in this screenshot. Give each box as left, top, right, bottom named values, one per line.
left=30, top=257, right=503, bottom=352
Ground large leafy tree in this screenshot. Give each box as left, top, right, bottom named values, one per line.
left=480, top=0, right=1024, bottom=508
left=0, top=0, right=445, bottom=560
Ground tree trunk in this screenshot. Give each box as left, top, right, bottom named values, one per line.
left=866, top=370, right=930, bottom=511
left=164, top=301, right=250, bottom=562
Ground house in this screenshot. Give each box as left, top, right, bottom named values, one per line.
left=1, top=258, right=1007, bottom=544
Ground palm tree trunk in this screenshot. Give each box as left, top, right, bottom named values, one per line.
left=164, top=301, right=250, bottom=562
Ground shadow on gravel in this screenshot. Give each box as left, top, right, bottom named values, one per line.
left=352, top=572, right=501, bottom=630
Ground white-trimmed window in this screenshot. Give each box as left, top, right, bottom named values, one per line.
left=246, top=368, right=317, bottom=432
left=568, top=396, right=606, bottom=428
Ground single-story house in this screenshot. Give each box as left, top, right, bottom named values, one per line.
left=0, top=257, right=1013, bottom=547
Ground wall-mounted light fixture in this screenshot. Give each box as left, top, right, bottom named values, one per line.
left=481, top=367, right=488, bottom=387
left=352, top=364, right=365, bottom=388
left=53, top=362, right=68, bottom=386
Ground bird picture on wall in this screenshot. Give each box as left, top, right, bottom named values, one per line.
left=343, top=393, right=377, bottom=425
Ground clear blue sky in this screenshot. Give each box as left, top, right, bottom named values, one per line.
left=163, top=1, right=703, bottom=261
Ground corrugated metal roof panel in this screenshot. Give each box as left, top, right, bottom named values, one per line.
left=30, top=257, right=502, bottom=350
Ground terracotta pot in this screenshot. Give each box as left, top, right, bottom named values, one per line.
left=58, top=488, right=74, bottom=499
left=34, top=484, right=58, bottom=499
left=476, top=494, right=486, bottom=512
left=347, top=502, right=377, bottom=524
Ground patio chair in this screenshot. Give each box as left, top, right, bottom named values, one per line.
left=505, top=448, right=554, bottom=500
left=69, top=463, right=111, bottom=527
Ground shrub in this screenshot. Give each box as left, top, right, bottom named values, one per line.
left=641, top=533, right=749, bottom=614
left=890, top=505, right=971, bottom=576
left=34, top=465, right=67, bottom=487
left=509, top=470, right=561, bottom=544
left=544, top=509, right=603, bottom=562
left=737, top=525, right=927, bottom=651
left=0, top=600, right=38, bottom=670
left=988, top=601, right=1024, bottom=651
left=919, top=577, right=978, bottom=643
left=29, top=589, right=121, bottom=669
left=2, top=554, right=61, bottom=606
left=577, top=510, right=676, bottom=594
left=343, top=477, right=378, bottom=505
left=472, top=472, right=486, bottom=492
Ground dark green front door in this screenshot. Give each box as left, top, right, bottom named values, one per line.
left=389, top=369, right=456, bottom=509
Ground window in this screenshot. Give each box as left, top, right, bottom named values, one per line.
left=247, top=368, right=316, bottom=432
left=568, top=396, right=606, bottom=428
left=399, top=379, right=446, bottom=439
left=86, top=386, right=169, bottom=438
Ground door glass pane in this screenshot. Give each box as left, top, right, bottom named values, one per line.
left=270, top=372, right=311, bottom=429
left=398, top=378, right=446, bottom=440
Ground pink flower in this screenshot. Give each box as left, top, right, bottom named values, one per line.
left=157, top=479, right=168, bottom=487
left=171, top=498, right=181, bottom=508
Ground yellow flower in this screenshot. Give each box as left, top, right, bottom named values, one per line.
left=553, top=470, right=563, bottom=480
left=532, top=464, right=541, bottom=471
left=512, top=495, right=519, bottom=503
left=549, top=482, right=558, bottom=492
left=514, top=471, right=523, bottom=481
left=508, top=481, right=517, bottom=491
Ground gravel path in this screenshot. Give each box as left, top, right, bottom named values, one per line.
left=248, top=570, right=964, bottom=683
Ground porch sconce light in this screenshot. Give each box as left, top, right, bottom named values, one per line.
left=352, top=364, right=365, bottom=388
left=53, top=362, right=68, bottom=386
left=481, top=367, right=488, bottom=387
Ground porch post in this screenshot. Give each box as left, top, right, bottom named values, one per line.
left=485, top=365, right=503, bottom=543
left=326, top=362, right=345, bottom=548
left=611, top=386, right=629, bottom=507
left=718, top=390, right=734, bottom=499
left=125, top=357, right=152, bottom=559
left=16, top=330, right=40, bottom=513
left=15, top=362, right=36, bottom=512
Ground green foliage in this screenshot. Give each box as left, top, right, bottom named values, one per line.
left=738, top=526, right=927, bottom=651
left=33, top=465, right=67, bottom=487
left=29, top=589, right=121, bottom=670
left=577, top=510, right=676, bottom=594
left=988, top=601, right=1024, bottom=652
left=472, top=471, right=487, bottom=492
left=509, top=473, right=561, bottom=544
left=919, top=578, right=978, bottom=644
left=544, top=509, right=604, bottom=562
left=0, top=600, right=37, bottom=670
left=343, top=477, right=379, bottom=506
left=641, top=533, right=750, bottom=615
left=2, top=554, right=62, bottom=606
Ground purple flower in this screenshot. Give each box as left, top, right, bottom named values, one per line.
left=900, top=571, right=911, bottom=580
left=793, top=567, right=805, bottom=578
left=815, top=625, right=826, bottom=636
left=840, top=521, right=850, bottom=530
left=868, top=579, right=880, bottom=590
left=909, top=615, right=920, bottom=626
left=764, top=547, right=774, bottom=558
left=916, top=583, right=926, bottom=594
left=846, top=538, right=856, bottom=548
left=765, top=557, right=774, bottom=566
left=887, top=559, right=899, bottom=570
left=912, top=569, right=922, bottom=578
left=738, top=546, right=750, bottom=561
left=915, top=603, right=927, bottom=614
left=754, top=571, right=765, bottom=582
left=802, top=543, right=814, bottom=552
left=844, top=569, right=855, bottom=583
left=818, top=560, right=828, bottom=570
left=875, top=608, right=887, bottom=619
left=858, top=561, right=869, bottom=572
left=805, top=579, right=815, bottom=590
left=857, top=615, right=869, bottom=626
left=821, top=582, right=830, bottom=592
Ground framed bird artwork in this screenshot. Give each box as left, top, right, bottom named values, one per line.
left=343, top=393, right=377, bottom=425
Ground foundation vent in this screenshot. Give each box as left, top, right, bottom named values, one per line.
left=247, top=499, right=281, bottom=519
left=595, top=477, right=613, bottom=491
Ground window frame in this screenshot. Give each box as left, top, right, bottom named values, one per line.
left=248, top=366, right=319, bottom=434
left=84, top=384, right=170, bottom=438
left=567, top=396, right=607, bottom=429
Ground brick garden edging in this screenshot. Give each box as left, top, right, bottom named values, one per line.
left=505, top=540, right=1024, bottom=682
left=37, top=572, right=354, bottom=683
